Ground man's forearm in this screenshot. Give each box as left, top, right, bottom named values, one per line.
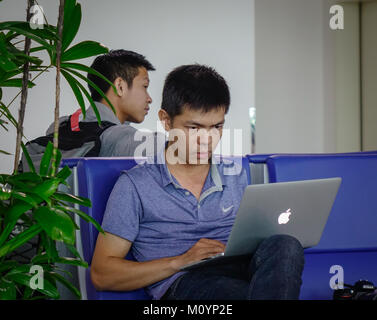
left=91, top=255, right=182, bottom=292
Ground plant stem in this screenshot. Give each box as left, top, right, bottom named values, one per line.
left=51, top=0, right=65, bottom=177
left=13, top=0, right=35, bottom=174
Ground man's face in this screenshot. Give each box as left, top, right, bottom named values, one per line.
left=163, top=106, right=226, bottom=165
left=119, top=67, right=152, bottom=123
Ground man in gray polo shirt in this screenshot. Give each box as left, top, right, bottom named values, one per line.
left=91, top=65, right=305, bottom=300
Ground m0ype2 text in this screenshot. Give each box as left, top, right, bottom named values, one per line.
left=142, top=304, right=233, bottom=318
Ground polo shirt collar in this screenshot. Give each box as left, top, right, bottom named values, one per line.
left=155, top=146, right=225, bottom=190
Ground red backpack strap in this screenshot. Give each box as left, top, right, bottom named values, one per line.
left=70, top=109, right=82, bottom=132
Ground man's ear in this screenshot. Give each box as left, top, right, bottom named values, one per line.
left=158, top=109, right=173, bottom=131
left=114, top=77, right=127, bottom=97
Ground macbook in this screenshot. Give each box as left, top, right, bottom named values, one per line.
left=180, top=177, right=342, bottom=271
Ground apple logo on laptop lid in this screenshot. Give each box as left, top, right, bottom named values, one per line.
left=278, top=208, right=292, bottom=225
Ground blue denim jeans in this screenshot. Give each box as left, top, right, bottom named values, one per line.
left=161, top=234, right=305, bottom=300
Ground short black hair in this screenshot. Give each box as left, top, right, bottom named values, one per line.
left=161, top=64, right=230, bottom=119
left=87, top=49, right=155, bottom=101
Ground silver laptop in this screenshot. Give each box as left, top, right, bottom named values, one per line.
left=180, top=177, right=342, bottom=271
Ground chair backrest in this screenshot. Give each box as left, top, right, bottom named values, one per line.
left=60, top=158, right=82, bottom=168
left=77, top=157, right=151, bottom=300
left=247, top=152, right=377, bottom=185
left=247, top=150, right=377, bottom=164
left=76, top=157, right=146, bottom=263
left=265, top=154, right=377, bottom=251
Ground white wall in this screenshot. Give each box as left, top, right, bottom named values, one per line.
left=254, top=0, right=365, bottom=154
left=334, top=3, right=360, bottom=152
left=255, top=0, right=333, bottom=153
left=0, top=0, right=255, bottom=173
left=361, top=2, right=377, bottom=151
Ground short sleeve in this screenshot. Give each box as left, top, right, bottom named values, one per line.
left=101, top=172, right=142, bottom=242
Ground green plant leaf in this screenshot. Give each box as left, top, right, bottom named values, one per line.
left=33, top=207, right=76, bottom=245
left=65, top=67, right=112, bottom=104
left=0, top=199, right=36, bottom=248
left=31, top=252, right=87, bottom=268
left=3, top=39, right=43, bottom=69
left=56, top=165, right=72, bottom=181
left=9, top=49, right=43, bottom=66
left=62, top=40, right=108, bottom=61
left=39, top=141, right=53, bottom=176
left=62, top=0, right=82, bottom=51
left=52, top=192, right=91, bottom=207
left=61, top=69, right=86, bottom=118
left=20, top=142, right=36, bottom=173
left=0, top=224, right=42, bottom=258
left=4, top=30, right=17, bottom=41
left=61, top=62, right=117, bottom=94
left=0, top=23, right=56, bottom=64
left=0, top=67, right=22, bottom=85
left=1, top=26, right=53, bottom=52
left=59, top=208, right=80, bottom=230
left=0, top=223, right=16, bottom=249
left=31, top=253, right=57, bottom=267
left=0, top=55, right=18, bottom=72
left=31, top=254, right=50, bottom=266
left=28, top=65, right=51, bottom=72
left=8, top=172, right=42, bottom=183
left=54, top=257, right=88, bottom=268
left=31, top=178, right=61, bottom=202
left=0, top=120, right=9, bottom=132
left=6, top=272, right=60, bottom=300
left=29, top=45, right=45, bottom=53
left=53, top=266, right=73, bottom=280
left=0, top=260, right=18, bottom=273
left=35, top=232, right=59, bottom=263
left=0, top=277, right=16, bottom=300
left=65, top=67, right=114, bottom=122
left=0, top=120, right=9, bottom=131
left=69, top=76, right=102, bottom=124
left=3, top=199, right=34, bottom=226
left=0, top=102, right=17, bottom=128
left=58, top=205, right=104, bottom=234
left=63, top=65, right=117, bottom=114
left=47, top=271, right=81, bottom=299
left=1, top=78, right=35, bottom=88
left=0, top=188, right=11, bottom=200
left=5, top=263, right=52, bottom=277
left=22, top=285, right=34, bottom=299
left=10, top=191, right=39, bottom=206
left=0, top=35, right=18, bottom=72
left=0, top=21, right=57, bottom=40
left=65, top=243, right=81, bottom=259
